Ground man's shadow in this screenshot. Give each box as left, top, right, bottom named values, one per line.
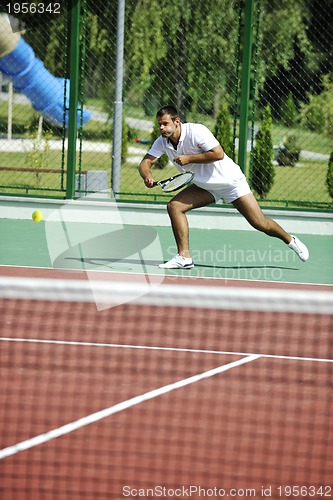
left=53, top=226, right=161, bottom=269
left=52, top=226, right=298, bottom=272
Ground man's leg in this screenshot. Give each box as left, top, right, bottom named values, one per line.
left=232, top=193, right=291, bottom=243
left=166, top=184, right=215, bottom=258
left=233, top=193, right=309, bottom=261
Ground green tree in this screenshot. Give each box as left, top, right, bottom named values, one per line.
left=300, top=75, right=333, bottom=139
left=326, top=151, right=333, bottom=199
left=121, top=115, right=128, bottom=163
left=280, top=93, right=298, bottom=127
left=259, top=0, right=312, bottom=81
left=320, top=76, right=333, bottom=141
left=214, top=101, right=233, bottom=157
left=150, top=120, right=168, bottom=169
left=127, top=0, right=238, bottom=116
left=258, top=0, right=315, bottom=116
left=251, top=105, right=275, bottom=199
left=299, top=92, right=325, bottom=131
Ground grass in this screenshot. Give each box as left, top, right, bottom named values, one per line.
left=1, top=153, right=331, bottom=208
left=0, top=99, right=332, bottom=208
left=0, top=148, right=112, bottom=197
left=270, top=123, right=331, bottom=155
left=1, top=141, right=331, bottom=207
left=260, top=160, right=332, bottom=208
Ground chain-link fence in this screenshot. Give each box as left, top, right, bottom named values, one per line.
left=249, top=0, right=333, bottom=209
left=0, top=0, right=332, bottom=209
left=0, top=4, right=70, bottom=196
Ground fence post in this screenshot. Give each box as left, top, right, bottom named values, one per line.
left=66, top=0, right=81, bottom=199
left=111, top=0, right=125, bottom=197
left=238, top=0, right=254, bottom=175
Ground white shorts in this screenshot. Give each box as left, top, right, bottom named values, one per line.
left=199, top=175, right=252, bottom=204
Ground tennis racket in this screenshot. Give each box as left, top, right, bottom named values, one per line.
left=153, top=171, right=194, bottom=192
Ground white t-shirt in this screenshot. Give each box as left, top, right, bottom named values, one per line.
left=147, top=122, right=245, bottom=189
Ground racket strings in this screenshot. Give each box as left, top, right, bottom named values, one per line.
left=162, top=172, right=194, bottom=192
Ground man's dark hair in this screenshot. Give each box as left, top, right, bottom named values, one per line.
left=156, top=105, right=179, bottom=121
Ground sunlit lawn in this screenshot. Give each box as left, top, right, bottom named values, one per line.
left=0, top=100, right=332, bottom=206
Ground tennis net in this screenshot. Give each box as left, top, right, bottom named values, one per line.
left=0, top=277, right=332, bottom=499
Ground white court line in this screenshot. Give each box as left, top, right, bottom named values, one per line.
left=0, top=354, right=259, bottom=460
left=0, top=337, right=332, bottom=363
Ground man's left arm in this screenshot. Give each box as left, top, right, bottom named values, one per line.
left=174, top=145, right=224, bottom=166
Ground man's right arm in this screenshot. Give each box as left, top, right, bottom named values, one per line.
left=139, top=154, right=158, bottom=188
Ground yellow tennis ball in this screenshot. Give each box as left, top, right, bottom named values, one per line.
left=32, top=210, right=43, bottom=223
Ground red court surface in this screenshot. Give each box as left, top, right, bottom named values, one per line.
left=1, top=264, right=333, bottom=291
left=0, top=265, right=332, bottom=499
left=0, top=254, right=333, bottom=500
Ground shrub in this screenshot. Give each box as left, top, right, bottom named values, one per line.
left=214, top=100, right=233, bottom=157
left=251, top=105, right=275, bottom=199
left=280, top=93, right=298, bottom=127
left=326, top=151, right=333, bottom=199
left=300, top=75, right=333, bottom=140
left=299, top=93, right=325, bottom=132
left=25, top=121, right=53, bottom=188
left=276, top=134, right=301, bottom=167
left=150, top=118, right=169, bottom=169
left=108, top=115, right=129, bottom=163
left=121, top=114, right=128, bottom=163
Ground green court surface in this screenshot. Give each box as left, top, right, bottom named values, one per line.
left=0, top=218, right=332, bottom=286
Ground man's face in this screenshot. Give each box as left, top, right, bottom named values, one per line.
left=157, top=114, right=180, bottom=139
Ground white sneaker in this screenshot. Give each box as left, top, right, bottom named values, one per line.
left=159, top=254, right=194, bottom=269
left=288, top=235, right=309, bottom=262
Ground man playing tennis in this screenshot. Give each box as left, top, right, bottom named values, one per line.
left=139, top=105, right=309, bottom=269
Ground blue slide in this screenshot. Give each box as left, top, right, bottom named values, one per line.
left=0, top=37, right=91, bottom=127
